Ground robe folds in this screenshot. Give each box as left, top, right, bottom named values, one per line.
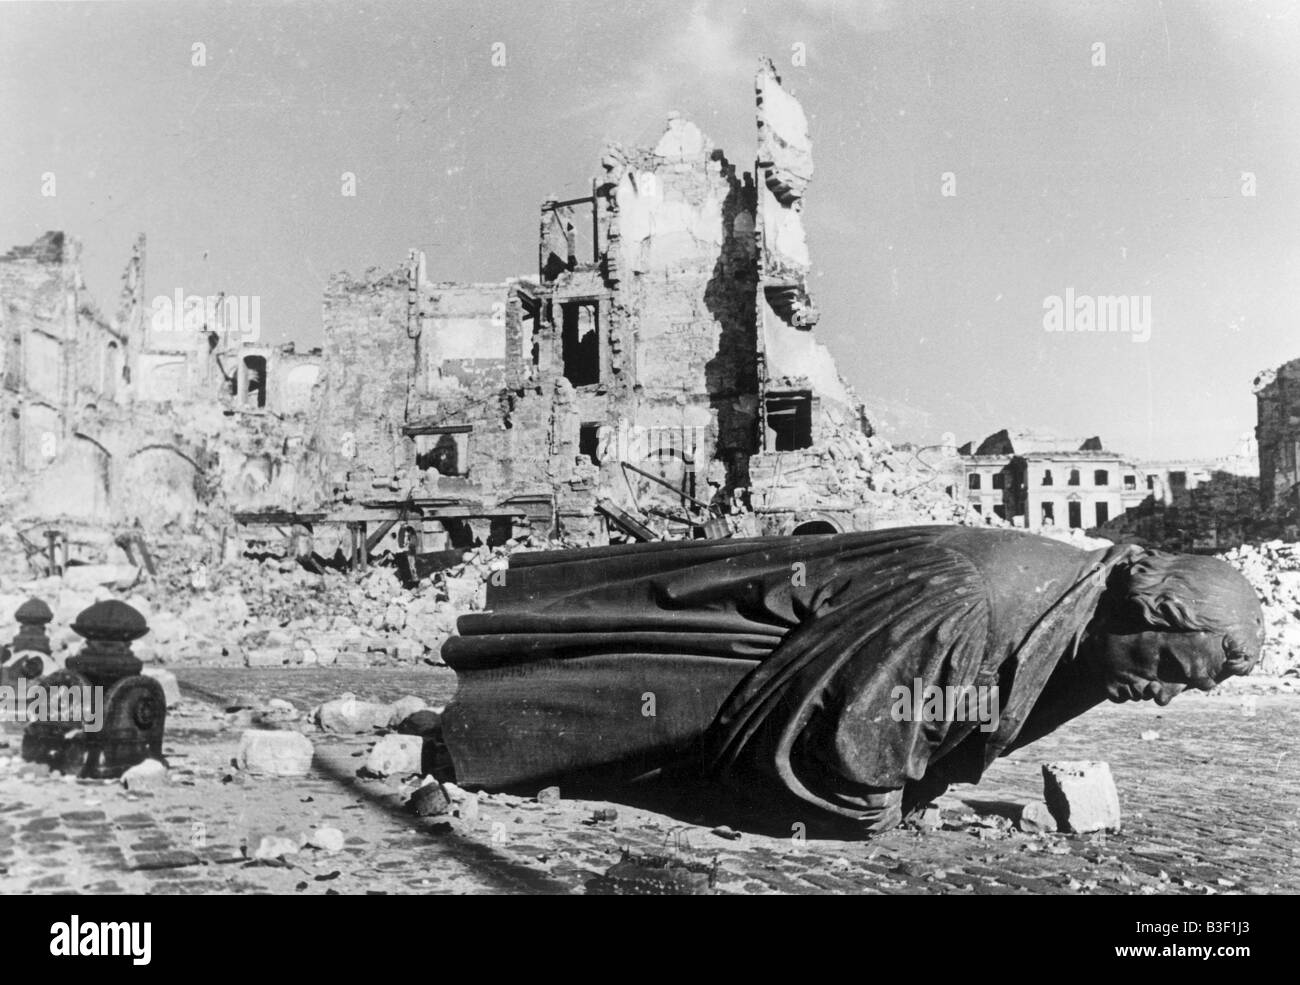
left=442, top=525, right=1141, bottom=823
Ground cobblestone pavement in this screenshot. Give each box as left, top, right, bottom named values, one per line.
left=0, top=668, right=1295, bottom=895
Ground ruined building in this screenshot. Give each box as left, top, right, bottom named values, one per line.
left=0, top=231, right=145, bottom=503
left=957, top=429, right=1151, bottom=530
left=0, top=227, right=326, bottom=557
left=958, top=427, right=1260, bottom=550
left=1255, top=357, right=1300, bottom=524
left=303, top=58, right=958, bottom=553
left=2, top=59, right=974, bottom=567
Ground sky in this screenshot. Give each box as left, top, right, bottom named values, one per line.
left=2, top=0, right=1297, bottom=459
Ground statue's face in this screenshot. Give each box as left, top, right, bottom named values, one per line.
left=1094, top=629, right=1233, bottom=705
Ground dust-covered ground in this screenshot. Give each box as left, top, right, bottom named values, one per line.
left=0, top=669, right=1295, bottom=895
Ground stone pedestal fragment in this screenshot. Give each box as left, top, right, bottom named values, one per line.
left=1042, top=761, right=1121, bottom=833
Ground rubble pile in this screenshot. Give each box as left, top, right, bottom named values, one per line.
left=744, top=419, right=986, bottom=531
left=0, top=520, right=571, bottom=671
left=1096, top=471, right=1262, bottom=553
left=1219, top=540, right=1300, bottom=676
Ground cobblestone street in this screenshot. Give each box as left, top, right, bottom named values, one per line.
left=0, top=669, right=1294, bottom=895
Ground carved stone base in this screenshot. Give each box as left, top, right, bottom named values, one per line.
left=21, top=670, right=166, bottom=779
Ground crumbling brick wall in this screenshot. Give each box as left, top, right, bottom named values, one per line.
left=599, top=116, right=759, bottom=504
left=0, top=232, right=138, bottom=481
left=317, top=267, right=414, bottom=491
left=1255, top=357, right=1300, bottom=519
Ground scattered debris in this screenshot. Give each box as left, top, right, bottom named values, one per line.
left=314, top=695, right=395, bottom=734
left=1042, top=761, right=1122, bottom=834
left=120, top=758, right=168, bottom=791
left=237, top=730, right=315, bottom=777
left=588, top=849, right=718, bottom=896
left=141, top=668, right=181, bottom=707
left=387, top=695, right=428, bottom=728
left=915, top=806, right=944, bottom=831
left=362, top=734, right=424, bottom=777
left=302, top=827, right=345, bottom=853
left=1018, top=800, right=1058, bottom=834
left=408, top=783, right=451, bottom=817
left=1221, top=540, right=1300, bottom=675
left=395, top=709, right=442, bottom=737
left=253, top=836, right=300, bottom=861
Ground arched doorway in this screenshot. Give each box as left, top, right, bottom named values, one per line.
left=790, top=519, right=839, bottom=536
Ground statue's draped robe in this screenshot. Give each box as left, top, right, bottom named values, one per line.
left=443, top=526, right=1139, bottom=823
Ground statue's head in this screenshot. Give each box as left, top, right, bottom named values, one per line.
left=1091, top=551, right=1264, bottom=705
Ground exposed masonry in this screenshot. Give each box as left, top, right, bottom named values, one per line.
left=306, top=57, right=976, bottom=551
left=1255, top=357, right=1300, bottom=526
left=17, top=58, right=1283, bottom=560
left=0, top=58, right=986, bottom=561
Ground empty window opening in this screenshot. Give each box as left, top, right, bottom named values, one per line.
left=540, top=207, right=578, bottom=281
left=766, top=394, right=813, bottom=451
left=1042, top=469, right=1054, bottom=486
left=992, top=472, right=1005, bottom=490
left=441, top=518, right=478, bottom=550
left=561, top=301, right=600, bottom=386
left=1068, top=469, right=1080, bottom=486
left=968, top=473, right=982, bottom=490
left=579, top=423, right=601, bottom=465
left=1068, top=501, right=1082, bottom=529
left=1093, top=469, right=1109, bottom=486
left=488, top=517, right=514, bottom=547
left=415, top=431, right=468, bottom=477
left=103, top=341, right=121, bottom=400
left=1041, top=502, right=1055, bottom=525
left=1169, top=471, right=1187, bottom=488
left=523, top=303, right=540, bottom=369
left=243, top=355, right=267, bottom=409
left=1124, top=474, right=1137, bottom=490
left=1095, top=502, right=1110, bottom=525
left=993, top=504, right=1006, bottom=520
left=1147, top=475, right=1156, bottom=490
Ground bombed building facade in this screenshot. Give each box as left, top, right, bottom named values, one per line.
left=0, top=224, right=329, bottom=564
left=1, top=60, right=973, bottom=569
left=315, top=61, right=888, bottom=548
left=1255, top=357, right=1300, bottom=526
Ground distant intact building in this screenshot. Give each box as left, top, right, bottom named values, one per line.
left=956, top=428, right=1255, bottom=535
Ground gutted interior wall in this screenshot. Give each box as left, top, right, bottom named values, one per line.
left=600, top=115, right=759, bottom=501
left=755, top=57, right=857, bottom=425
left=1256, top=358, right=1300, bottom=519
left=2, top=57, right=988, bottom=546
left=0, top=231, right=329, bottom=532
left=0, top=232, right=140, bottom=480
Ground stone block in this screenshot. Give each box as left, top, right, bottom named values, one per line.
left=238, top=729, right=314, bottom=776
left=1042, top=761, right=1121, bottom=833
left=363, top=734, right=424, bottom=776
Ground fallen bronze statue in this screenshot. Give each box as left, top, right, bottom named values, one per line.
left=440, top=526, right=1263, bottom=834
